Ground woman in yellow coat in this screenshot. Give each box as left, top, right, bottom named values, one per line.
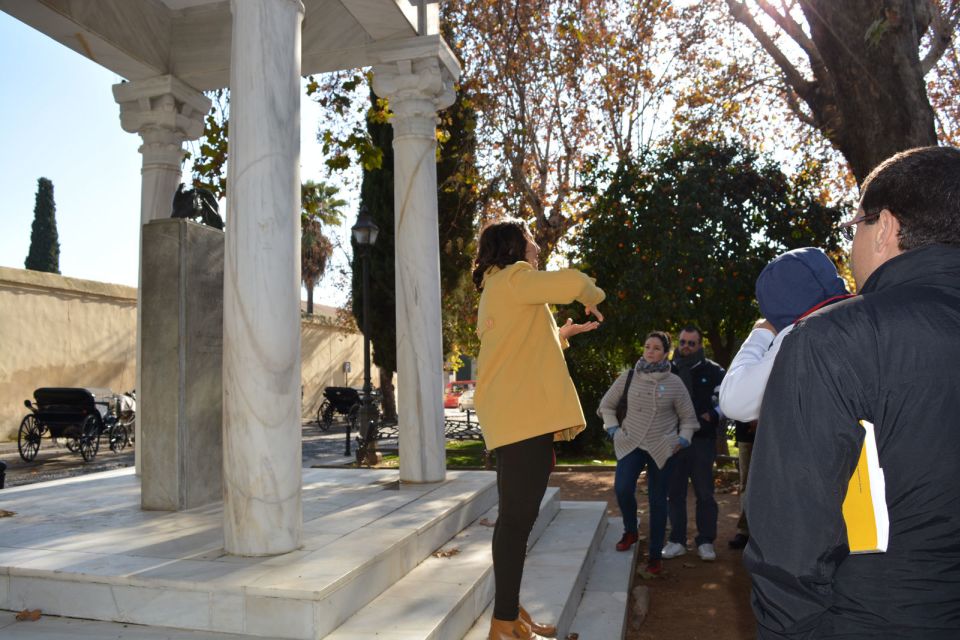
left=473, top=219, right=605, bottom=640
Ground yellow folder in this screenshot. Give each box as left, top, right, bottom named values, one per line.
left=842, top=420, right=889, bottom=554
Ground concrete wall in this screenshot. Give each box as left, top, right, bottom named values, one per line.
left=0, top=266, right=372, bottom=441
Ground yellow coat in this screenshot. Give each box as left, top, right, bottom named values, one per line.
left=474, top=262, right=606, bottom=450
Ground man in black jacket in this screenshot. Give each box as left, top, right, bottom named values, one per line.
left=745, top=146, right=960, bottom=639
left=664, top=326, right=725, bottom=562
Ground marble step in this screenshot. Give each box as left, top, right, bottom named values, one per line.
left=461, top=501, right=608, bottom=640
left=567, top=518, right=636, bottom=640
left=322, top=487, right=561, bottom=640
left=0, top=469, right=499, bottom=640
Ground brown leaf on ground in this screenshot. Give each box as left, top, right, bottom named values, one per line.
left=432, top=547, right=461, bottom=558
left=478, top=518, right=495, bottom=527
left=565, top=633, right=579, bottom=639
left=16, top=609, right=42, bottom=622
left=0, top=510, right=16, bottom=518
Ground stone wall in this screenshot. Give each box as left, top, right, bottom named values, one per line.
left=0, top=266, right=372, bottom=441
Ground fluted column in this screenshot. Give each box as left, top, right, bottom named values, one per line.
left=373, top=56, right=456, bottom=483
left=223, top=0, right=304, bottom=555
left=114, top=76, right=211, bottom=476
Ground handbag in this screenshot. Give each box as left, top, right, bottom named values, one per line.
left=614, top=368, right=636, bottom=425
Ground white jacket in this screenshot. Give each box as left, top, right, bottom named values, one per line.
left=717, top=325, right=795, bottom=422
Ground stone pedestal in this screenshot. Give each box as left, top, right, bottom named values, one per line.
left=114, top=76, right=210, bottom=476
left=373, top=55, right=456, bottom=484
left=140, top=218, right=224, bottom=511
left=222, top=0, right=304, bottom=555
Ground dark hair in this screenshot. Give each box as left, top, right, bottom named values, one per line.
left=678, top=325, right=702, bottom=341
left=646, top=330, right=672, bottom=353
left=472, top=219, right=530, bottom=291
left=860, top=146, right=960, bottom=250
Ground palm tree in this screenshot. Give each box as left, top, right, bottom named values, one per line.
left=301, top=180, right=346, bottom=314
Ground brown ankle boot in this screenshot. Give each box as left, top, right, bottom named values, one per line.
left=488, top=616, right=547, bottom=640
left=518, top=606, right=556, bottom=637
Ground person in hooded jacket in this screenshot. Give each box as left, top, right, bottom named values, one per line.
left=473, top=218, right=605, bottom=640
left=744, top=146, right=960, bottom=638
left=718, top=247, right=850, bottom=550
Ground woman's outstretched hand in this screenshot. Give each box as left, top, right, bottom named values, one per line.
left=558, top=317, right=600, bottom=341
left=585, top=304, right=604, bottom=322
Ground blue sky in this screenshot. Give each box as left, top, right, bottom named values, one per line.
left=0, top=11, right=353, bottom=305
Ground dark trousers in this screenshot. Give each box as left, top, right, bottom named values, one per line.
left=492, top=432, right=554, bottom=621
left=614, top=447, right=675, bottom=560
left=667, top=437, right=717, bottom=546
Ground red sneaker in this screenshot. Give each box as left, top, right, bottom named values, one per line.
left=645, top=559, right=663, bottom=575
left=615, top=531, right=639, bottom=551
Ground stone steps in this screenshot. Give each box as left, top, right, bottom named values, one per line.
left=0, top=469, right=498, bottom=639
left=322, top=488, right=560, bottom=640
left=461, top=501, right=609, bottom=640
left=568, top=518, right=636, bottom=640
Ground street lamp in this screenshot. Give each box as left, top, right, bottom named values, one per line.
left=350, top=207, right=379, bottom=461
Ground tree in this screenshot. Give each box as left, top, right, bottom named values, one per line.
left=722, top=0, right=959, bottom=183
left=301, top=180, right=346, bottom=315
left=575, top=138, right=845, bottom=368
left=25, top=177, right=60, bottom=274
left=444, top=0, right=685, bottom=261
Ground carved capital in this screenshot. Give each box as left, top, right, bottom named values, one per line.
left=113, top=75, right=211, bottom=164
left=372, top=57, right=456, bottom=139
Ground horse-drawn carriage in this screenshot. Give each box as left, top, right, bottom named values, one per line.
left=18, top=387, right=135, bottom=462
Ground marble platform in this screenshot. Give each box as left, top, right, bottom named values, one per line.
left=0, top=469, right=631, bottom=639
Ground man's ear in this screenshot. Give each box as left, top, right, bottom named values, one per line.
left=875, top=209, right=903, bottom=259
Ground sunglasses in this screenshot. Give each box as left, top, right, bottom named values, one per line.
left=839, top=211, right=880, bottom=242
left=678, top=339, right=699, bottom=347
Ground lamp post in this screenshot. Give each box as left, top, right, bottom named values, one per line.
left=351, top=207, right=379, bottom=461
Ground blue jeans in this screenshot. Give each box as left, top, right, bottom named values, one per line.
left=614, top=447, right=675, bottom=560
left=667, top=437, right=717, bottom=546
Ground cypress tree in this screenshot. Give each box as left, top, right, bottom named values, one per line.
left=24, top=177, right=60, bottom=274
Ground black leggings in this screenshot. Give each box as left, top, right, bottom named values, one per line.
left=492, top=432, right=555, bottom=621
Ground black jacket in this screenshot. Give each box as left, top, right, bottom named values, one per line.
left=671, top=356, right=725, bottom=439
left=744, top=244, right=960, bottom=639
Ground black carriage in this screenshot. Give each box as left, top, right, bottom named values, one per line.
left=18, top=387, right=132, bottom=463
left=316, top=386, right=362, bottom=431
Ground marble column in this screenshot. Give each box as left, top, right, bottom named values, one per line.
left=114, top=76, right=211, bottom=476
left=223, top=0, right=304, bottom=556
left=373, top=56, right=456, bottom=484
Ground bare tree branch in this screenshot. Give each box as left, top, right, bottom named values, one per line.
left=921, top=0, right=960, bottom=74
left=755, top=0, right=824, bottom=69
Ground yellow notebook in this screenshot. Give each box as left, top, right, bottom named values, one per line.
left=842, top=420, right=889, bottom=554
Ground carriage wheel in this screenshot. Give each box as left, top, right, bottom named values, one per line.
left=109, top=423, right=130, bottom=452
left=18, top=414, right=42, bottom=462
left=317, top=400, right=334, bottom=431
left=78, top=415, right=100, bottom=462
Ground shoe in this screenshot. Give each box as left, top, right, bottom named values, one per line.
left=519, top=606, right=556, bottom=638
left=488, top=616, right=547, bottom=639
left=645, top=559, right=663, bottom=575
left=615, top=531, right=638, bottom=552
left=728, top=533, right=749, bottom=550
left=698, top=543, right=717, bottom=561
left=661, top=541, right=686, bottom=559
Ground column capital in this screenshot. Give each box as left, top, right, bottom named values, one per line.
left=372, top=56, right=456, bottom=139
left=113, top=75, right=211, bottom=142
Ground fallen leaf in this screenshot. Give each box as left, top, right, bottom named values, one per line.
left=566, top=633, right=580, bottom=639
left=16, top=609, right=42, bottom=622
left=682, top=562, right=697, bottom=568
left=0, top=510, right=16, bottom=518
left=432, top=547, right=461, bottom=558
left=479, top=518, right=496, bottom=527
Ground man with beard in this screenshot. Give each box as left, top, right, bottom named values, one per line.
left=662, top=326, right=725, bottom=562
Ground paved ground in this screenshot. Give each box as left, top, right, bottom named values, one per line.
left=0, top=409, right=477, bottom=489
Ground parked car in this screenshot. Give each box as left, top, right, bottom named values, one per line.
left=457, top=388, right=476, bottom=412
left=443, top=380, right=475, bottom=409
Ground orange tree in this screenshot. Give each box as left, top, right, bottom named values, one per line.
left=559, top=137, right=844, bottom=452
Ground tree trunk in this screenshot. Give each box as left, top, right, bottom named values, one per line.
left=306, top=282, right=314, bottom=315
left=379, top=368, right=397, bottom=422
left=800, top=0, right=938, bottom=183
